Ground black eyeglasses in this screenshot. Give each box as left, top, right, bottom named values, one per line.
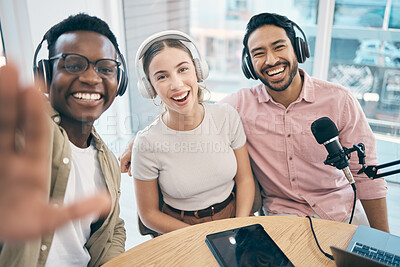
left=49, top=53, right=121, bottom=78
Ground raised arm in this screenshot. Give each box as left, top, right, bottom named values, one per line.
left=0, top=64, right=111, bottom=242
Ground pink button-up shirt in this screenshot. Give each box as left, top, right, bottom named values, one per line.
left=221, top=69, right=387, bottom=222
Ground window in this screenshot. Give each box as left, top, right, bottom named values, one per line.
left=327, top=0, right=400, bottom=183
left=226, top=0, right=249, bottom=20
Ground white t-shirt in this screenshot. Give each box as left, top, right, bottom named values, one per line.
left=45, top=140, right=106, bottom=267
left=132, top=103, right=246, bottom=211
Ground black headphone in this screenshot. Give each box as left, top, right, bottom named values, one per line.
left=32, top=34, right=128, bottom=96
left=241, top=21, right=311, bottom=80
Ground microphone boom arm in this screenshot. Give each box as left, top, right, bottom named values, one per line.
left=347, top=143, right=400, bottom=179
left=323, top=142, right=400, bottom=179
left=359, top=160, right=400, bottom=179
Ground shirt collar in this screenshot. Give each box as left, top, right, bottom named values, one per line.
left=47, top=102, right=62, bottom=124
left=255, top=68, right=315, bottom=104
left=299, top=69, right=315, bottom=103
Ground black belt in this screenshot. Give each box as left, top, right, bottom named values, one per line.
left=166, top=192, right=234, bottom=219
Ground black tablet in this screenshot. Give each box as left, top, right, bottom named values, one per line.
left=205, top=224, right=294, bottom=267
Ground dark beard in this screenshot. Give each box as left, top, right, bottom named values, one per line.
left=258, top=61, right=298, bottom=92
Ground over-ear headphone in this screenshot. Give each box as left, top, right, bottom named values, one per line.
left=135, top=30, right=209, bottom=99
left=241, top=21, right=310, bottom=80
left=32, top=34, right=128, bottom=96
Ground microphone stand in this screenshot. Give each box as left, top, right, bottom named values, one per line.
left=323, top=143, right=366, bottom=225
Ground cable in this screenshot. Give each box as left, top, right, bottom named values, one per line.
left=306, top=183, right=356, bottom=260
left=348, top=183, right=357, bottom=224
left=306, top=216, right=334, bottom=260
left=306, top=183, right=357, bottom=260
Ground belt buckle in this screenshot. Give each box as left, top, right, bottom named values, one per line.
left=195, top=206, right=215, bottom=219
left=194, top=210, right=200, bottom=219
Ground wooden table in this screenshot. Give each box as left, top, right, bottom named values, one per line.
left=104, top=216, right=357, bottom=267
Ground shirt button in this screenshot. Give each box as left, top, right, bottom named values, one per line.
left=41, top=245, right=47, bottom=251
left=287, top=134, right=291, bottom=138
left=286, top=110, right=289, bottom=113
left=312, top=204, right=316, bottom=207
left=63, top=157, right=69, bottom=164
left=292, top=178, right=295, bottom=182
left=289, top=156, right=293, bottom=160
left=53, top=116, right=60, bottom=123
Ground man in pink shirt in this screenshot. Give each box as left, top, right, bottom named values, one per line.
left=221, top=12, right=389, bottom=232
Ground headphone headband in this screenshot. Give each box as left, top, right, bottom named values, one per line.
left=292, top=21, right=309, bottom=51
left=136, top=31, right=195, bottom=60
left=135, top=30, right=209, bottom=99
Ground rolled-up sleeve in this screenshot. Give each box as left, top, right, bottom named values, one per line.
left=339, top=91, right=387, bottom=200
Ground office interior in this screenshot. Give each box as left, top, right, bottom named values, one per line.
left=1, top=0, right=399, bottom=250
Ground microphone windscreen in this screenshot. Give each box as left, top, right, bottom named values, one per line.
left=311, top=117, right=339, bottom=144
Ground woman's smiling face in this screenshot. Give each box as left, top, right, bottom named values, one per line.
left=148, top=46, right=200, bottom=118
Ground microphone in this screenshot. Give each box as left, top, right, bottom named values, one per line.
left=311, top=117, right=355, bottom=184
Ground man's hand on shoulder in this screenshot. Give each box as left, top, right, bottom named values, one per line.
left=118, top=137, right=135, bottom=176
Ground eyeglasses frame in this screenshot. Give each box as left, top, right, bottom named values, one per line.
left=49, top=52, right=121, bottom=78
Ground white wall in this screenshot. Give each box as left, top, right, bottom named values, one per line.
left=0, top=0, right=132, bottom=139
left=0, top=0, right=34, bottom=84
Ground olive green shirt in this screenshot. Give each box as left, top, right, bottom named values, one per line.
left=0, top=107, right=126, bottom=267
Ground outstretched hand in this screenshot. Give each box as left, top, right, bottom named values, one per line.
left=0, top=64, right=111, bottom=242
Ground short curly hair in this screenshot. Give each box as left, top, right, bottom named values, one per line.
left=44, top=13, right=119, bottom=57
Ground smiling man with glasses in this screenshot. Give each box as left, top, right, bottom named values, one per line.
left=0, top=13, right=127, bottom=267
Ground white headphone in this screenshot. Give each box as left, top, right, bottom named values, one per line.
left=135, top=30, right=209, bottom=99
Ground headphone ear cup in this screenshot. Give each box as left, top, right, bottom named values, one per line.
left=116, top=68, right=128, bottom=96
left=241, top=49, right=257, bottom=80
left=35, top=59, right=51, bottom=91
left=115, top=52, right=129, bottom=96
left=193, top=58, right=209, bottom=81
left=295, top=37, right=308, bottom=64
left=291, top=22, right=310, bottom=64
left=304, top=40, right=311, bottom=59
left=137, top=77, right=155, bottom=99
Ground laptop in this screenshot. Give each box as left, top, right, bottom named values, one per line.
left=331, top=225, right=400, bottom=266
